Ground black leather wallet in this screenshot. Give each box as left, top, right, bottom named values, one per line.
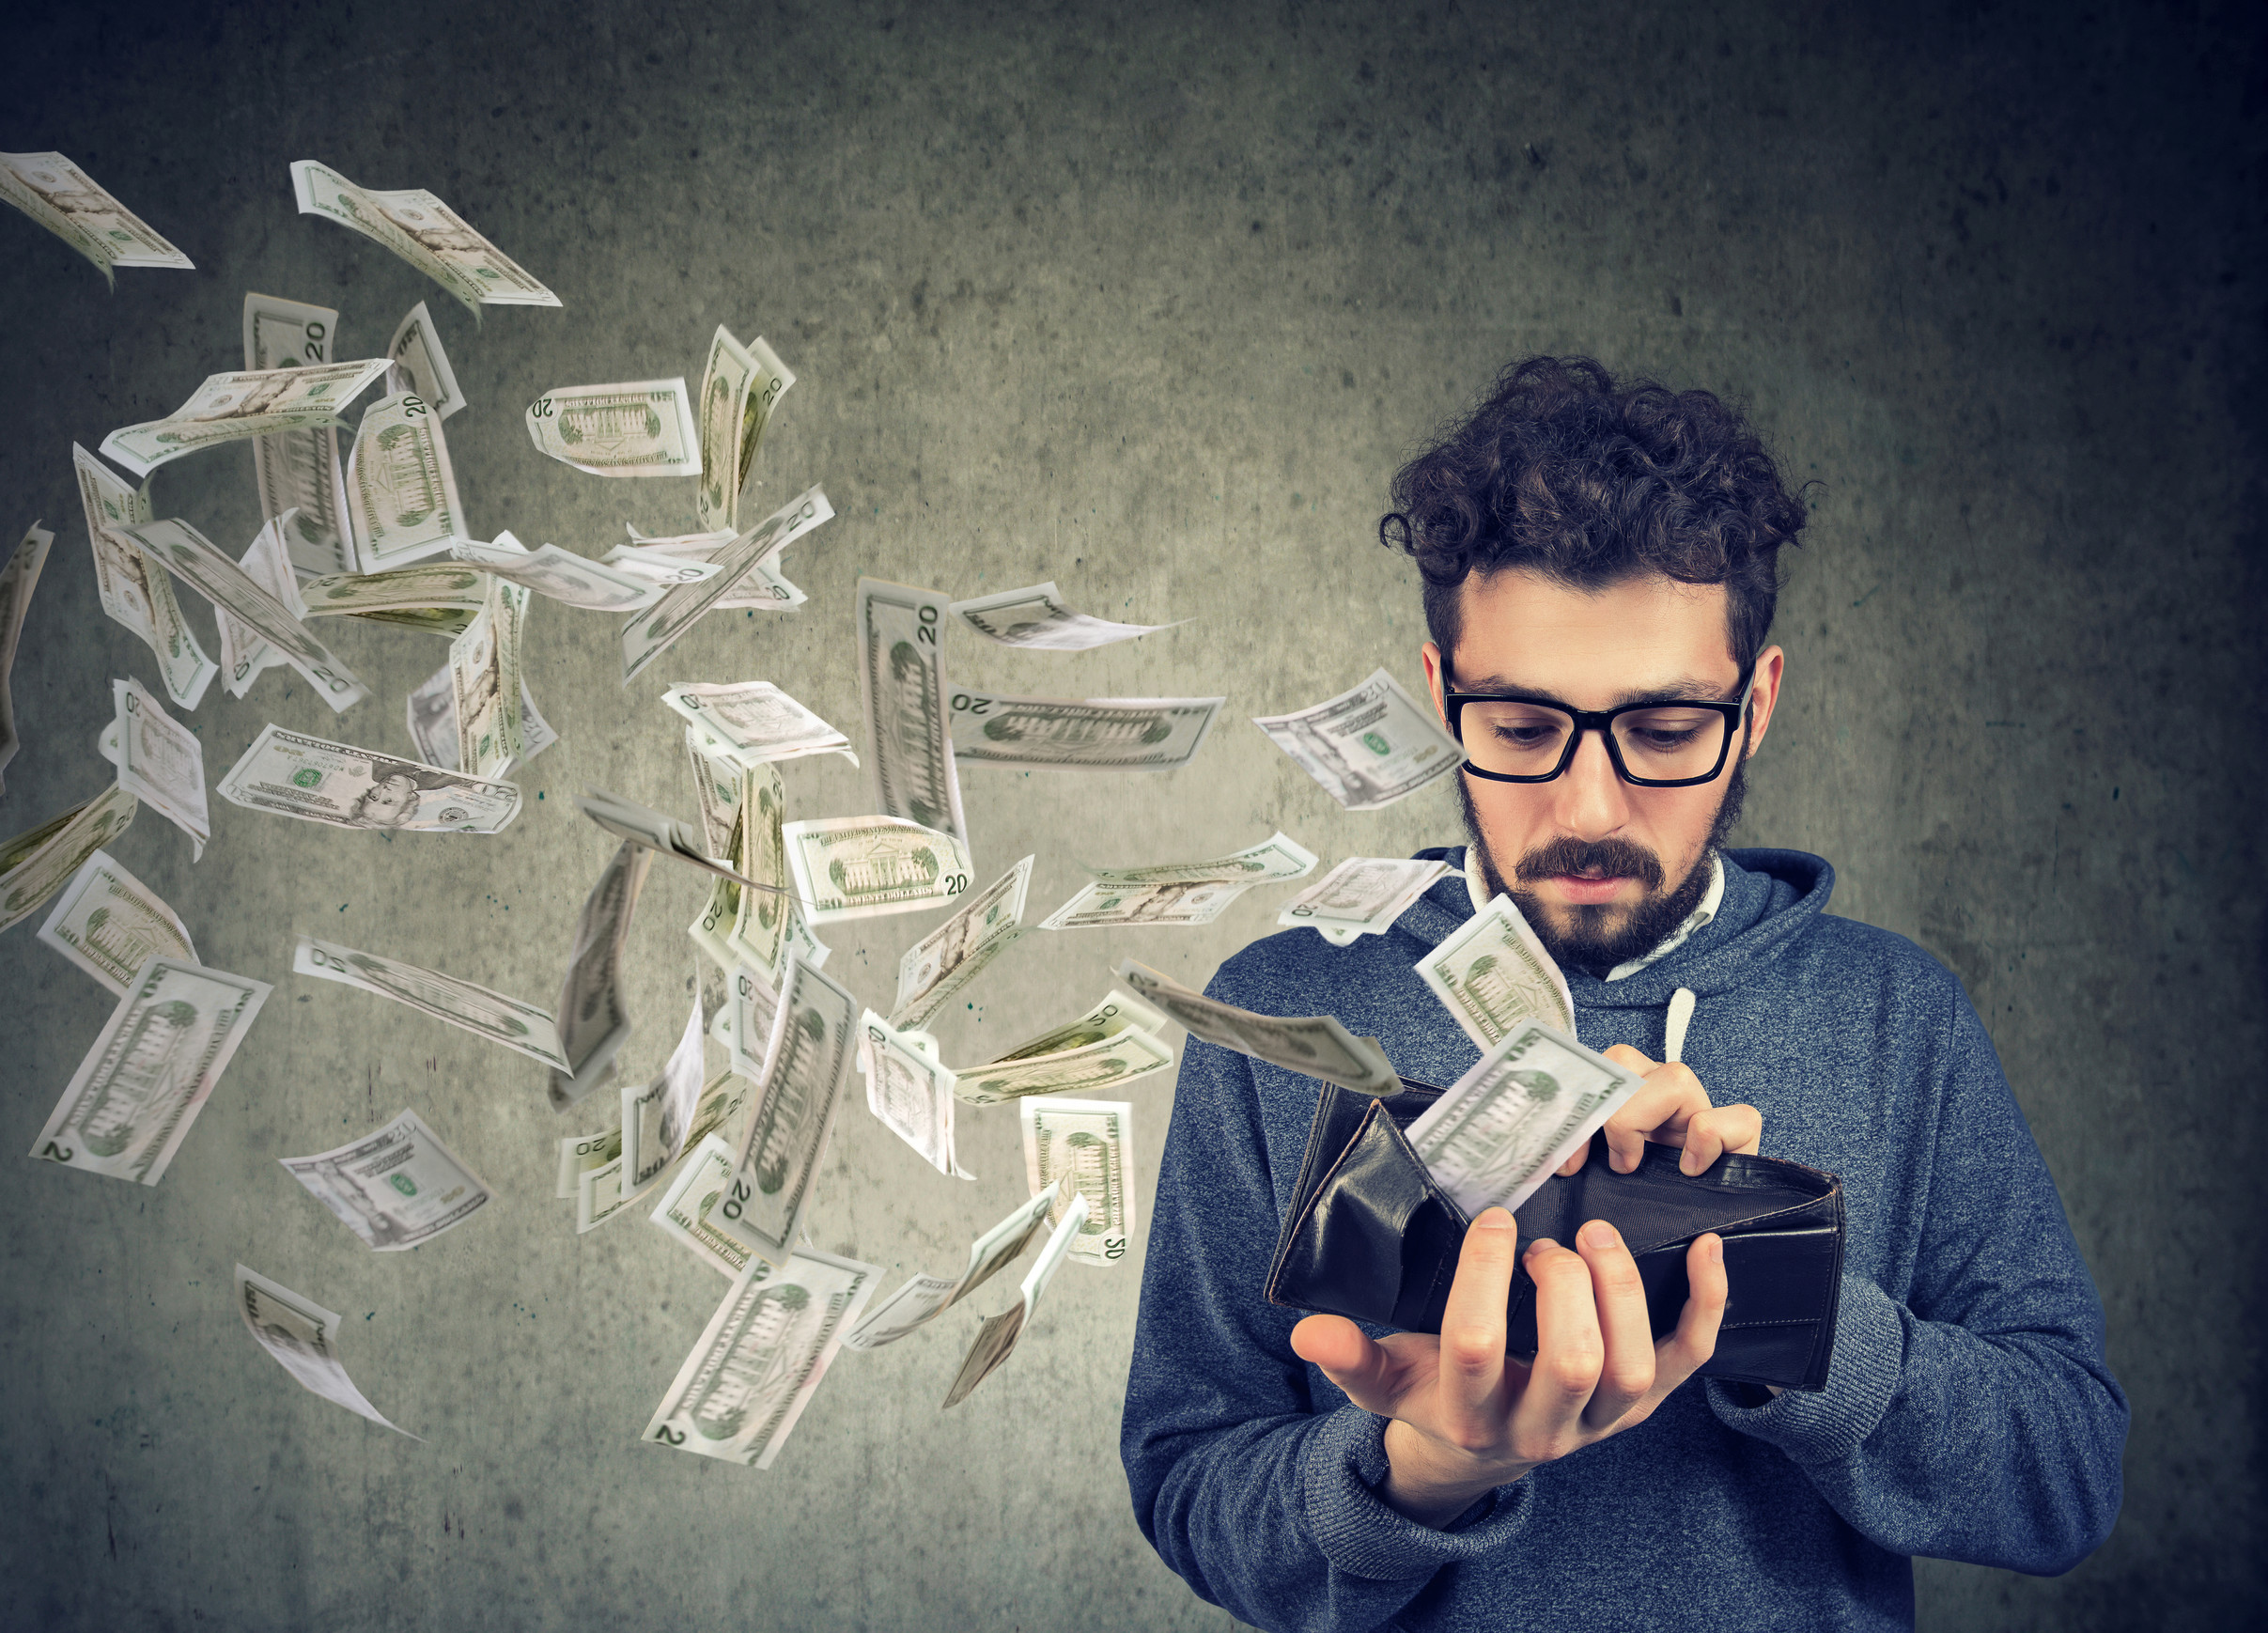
left=1266, top=1079, right=1846, bottom=1392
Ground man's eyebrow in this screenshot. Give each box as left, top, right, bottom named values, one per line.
left=1450, top=673, right=1737, bottom=708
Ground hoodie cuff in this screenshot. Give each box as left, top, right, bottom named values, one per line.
left=1705, top=1272, right=1905, bottom=1465
left=1299, top=1406, right=1535, bottom=1581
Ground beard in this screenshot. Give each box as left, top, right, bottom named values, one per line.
left=1459, top=755, right=1748, bottom=976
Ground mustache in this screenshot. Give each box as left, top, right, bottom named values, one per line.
left=1514, top=835, right=1666, bottom=892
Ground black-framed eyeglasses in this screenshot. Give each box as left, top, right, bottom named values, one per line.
left=1442, top=663, right=1756, bottom=787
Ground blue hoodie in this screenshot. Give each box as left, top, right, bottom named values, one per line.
left=1121, top=847, right=2126, bottom=1633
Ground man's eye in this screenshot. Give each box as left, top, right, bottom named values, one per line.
left=1628, top=727, right=1703, bottom=750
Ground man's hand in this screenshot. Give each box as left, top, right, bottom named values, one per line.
left=1290, top=1208, right=1729, bottom=1526
left=1557, top=1046, right=1762, bottom=1178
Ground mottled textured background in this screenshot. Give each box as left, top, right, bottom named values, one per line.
left=0, top=3, right=2260, bottom=1628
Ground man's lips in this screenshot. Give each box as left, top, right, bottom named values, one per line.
left=1546, top=872, right=1631, bottom=905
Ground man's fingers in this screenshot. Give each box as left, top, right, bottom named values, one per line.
left=1435, top=1208, right=1520, bottom=1438
left=1517, top=1239, right=1606, bottom=1445
left=1603, top=1066, right=1711, bottom=1172
left=1676, top=1103, right=1764, bottom=1174
left=1556, top=1144, right=1589, bottom=1177
left=1290, top=1314, right=1404, bottom=1416
left=1654, top=1232, right=1729, bottom=1390
left=1575, top=1220, right=1656, bottom=1429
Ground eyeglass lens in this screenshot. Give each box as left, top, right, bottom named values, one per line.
left=1458, top=700, right=1732, bottom=783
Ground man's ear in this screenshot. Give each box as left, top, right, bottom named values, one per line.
left=1742, top=645, right=1786, bottom=758
left=1421, top=641, right=1449, bottom=725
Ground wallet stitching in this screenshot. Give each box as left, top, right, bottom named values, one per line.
left=1622, top=1195, right=1837, bottom=1259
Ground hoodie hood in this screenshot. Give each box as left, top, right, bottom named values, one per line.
left=1397, top=845, right=1837, bottom=1012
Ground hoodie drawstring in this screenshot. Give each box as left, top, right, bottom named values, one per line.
left=1664, top=988, right=1696, bottom=1065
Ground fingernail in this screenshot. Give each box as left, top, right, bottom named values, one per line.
left=1708, top=1235, right=1723, bottom=1265
left=1474, top=1206, right=1515, bottom=1232
left=1580, top=1221, right=1619, bottom=1251
left=1681, top=1150, right=1700, bottom=1175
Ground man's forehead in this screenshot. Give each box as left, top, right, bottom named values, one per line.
left=1451, top=568, right=1739, bottom=688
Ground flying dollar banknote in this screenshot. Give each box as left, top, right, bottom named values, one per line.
left=622, top=996, right=708, bottom=1192
left=449, top=577, right=527, bottom=779
left=406, top=662, right=554, bottom=775
left=988, top=988, right=1169, bottom=1064
left=891, top=854, right=1032, bottom=1028
left=36, top=848, right=196, bottom=996
left=100, top=358, right=392, bottom=478
left=385, top=300, right=465, bottom=417
left=451, top=534, right=686, bottom=612
left=729, top=952, right=858, bottom=1270
left=856, top=577, right=967, bottom=846
left=526, top=378, right=701, bottom=476
left=343, top=390, right=466, bottom=571
left=1038, top=878, right=1255, bottom=931
left=1, top=151, right=193, bottom=284
left=1278, top=856, right=1454, bottom=945
left=236, top=1266, right=414, bottom=1437
left=946, top=692, right=1221, bottom=772
left=71, top=443, right=217, bottom=709
left=31, top=957, right=272, bottom=1186
left=1084, top=831, right=1318, bottom=887
left=859, top=1011, right=972, bottom=1180
left=290, top=160, right=559, bottom=313
left=1417, top=892, right=1577, bottom=1043
left=621, top=487, right=832, bottom=684
left=218, top=725, right=520, bottom=834
left=212, top=512, right=308, bottom=699
left=551, top=839, right=652, bottom=1110
left=281, top=1108, right=491, bottom=1251
left=1403, top=1019, right=1645, bottom=1217
left=1252, top=667, right=1465, bottom=811
left=662, top=680, right=857, bottom=769
left=643, top=1248, right=880, bottom=1469
left=117, top=518, right=370, bottom=712
left=941, top=1190, right=1089, bottom=1408
left=1021, top=1096, right=1136, bottom=1267
left=782, top=814, right=974, bottom=925
left=294, top=935, right=567, bottom=1071
left=694, top=327, right=795, bottom=531
left=1116, top=958, right=1398, bottom=1096
left=300, top=562, right=488, bottom=618
left=840, top=1179, right=1070, bottom=1350
left=242, top=292, right=354, bottom=574
left=109, top=677, right=208, bottom=859
left=0, top=521, right=51, bottom=794
left=954, top=1023, right=1173, bottom=1108
left=949, top=581, right=1183, bottom=650
left=609, top=528, right=803, bottom=612
left=0, top=783, right=137, bottom=936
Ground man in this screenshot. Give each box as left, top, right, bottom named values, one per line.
left=1121, top=356, right=2127, bottom=1631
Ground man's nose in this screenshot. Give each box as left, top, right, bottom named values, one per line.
left=1546, top=727, right=1631, bottom=840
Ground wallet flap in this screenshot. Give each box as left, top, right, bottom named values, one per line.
left=1266, top=1099, right=1467, bottom=1330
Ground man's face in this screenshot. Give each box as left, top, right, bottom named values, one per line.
left=1422, top=569, right=1783, bottom=972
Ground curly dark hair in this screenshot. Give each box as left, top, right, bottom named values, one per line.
left=1379, top=355, right=1806, bottom=671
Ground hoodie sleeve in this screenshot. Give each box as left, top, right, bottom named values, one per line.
left=1121, top=1029, right=1537, bottom=1633
left=1705, top=982, right=2129, bottom=1574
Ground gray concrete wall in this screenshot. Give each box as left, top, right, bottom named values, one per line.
left=1, top=2, right=2259, bottom=1628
